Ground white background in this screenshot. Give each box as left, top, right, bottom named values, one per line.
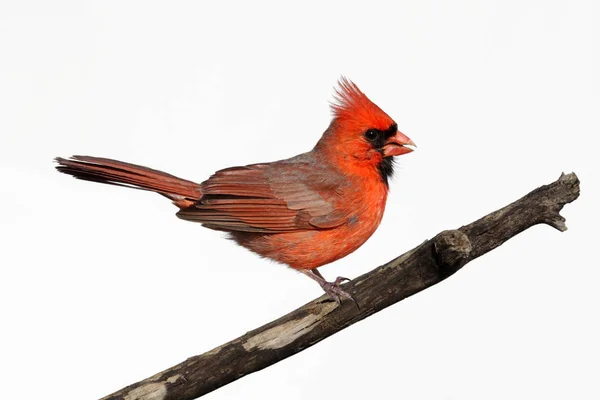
left=1, top=1, right=598, bottom=399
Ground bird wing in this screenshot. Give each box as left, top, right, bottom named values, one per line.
left=176, top=158, right=349, bottom=233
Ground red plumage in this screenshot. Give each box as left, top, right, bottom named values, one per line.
left=55, top=78, right=415, bottom=303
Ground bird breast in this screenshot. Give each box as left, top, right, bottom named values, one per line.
left=231, top=178, right=388, bottom=270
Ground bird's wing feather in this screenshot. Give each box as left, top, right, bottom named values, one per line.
left=176, top=159, right=350, bottom=233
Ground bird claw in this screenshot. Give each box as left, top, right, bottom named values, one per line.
left=300, top=270, right=359, bottom=308
left=333, top=276, right=350, bottom=285
left=320, top=277, right=357, bottom=306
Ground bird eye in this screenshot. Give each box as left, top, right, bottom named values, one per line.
left=365, top=129, right=379, bottom=141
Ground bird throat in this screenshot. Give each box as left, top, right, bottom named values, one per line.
left=377, top=157, right=394, bottom=186
left=377, top=156, right=394, bottom=186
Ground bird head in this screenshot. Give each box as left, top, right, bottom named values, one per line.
left=315, top=77, right=415, bottom=183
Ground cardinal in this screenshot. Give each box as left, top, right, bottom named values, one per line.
left=55, top=78, right=415, bottom=303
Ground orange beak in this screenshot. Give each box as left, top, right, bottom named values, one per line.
left=383, top=130, right=416, bottom=157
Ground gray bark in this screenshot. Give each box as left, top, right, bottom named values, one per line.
left=101, top=172, right=580, bottom=400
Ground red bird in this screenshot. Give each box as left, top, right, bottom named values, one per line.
left=55, top=78, right=415, bottom=303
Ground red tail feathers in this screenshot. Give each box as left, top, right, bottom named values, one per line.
left=55, top=156, right=202, bottom=208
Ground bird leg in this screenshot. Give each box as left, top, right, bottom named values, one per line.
left=300, top=268, right=355, bottom=305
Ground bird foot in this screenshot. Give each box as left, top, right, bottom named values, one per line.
left=300, top=269, right=359, bottom=307
left=319, top=276, right=355, bottom=305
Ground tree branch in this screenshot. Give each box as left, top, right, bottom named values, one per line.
left=101, top=172, right=580, bottom=400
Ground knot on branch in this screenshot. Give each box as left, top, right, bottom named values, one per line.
left=433, top=230, right=472, bottom=274
left=541, top=172, right=580, bottom=232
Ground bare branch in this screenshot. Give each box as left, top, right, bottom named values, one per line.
left=101, top=172, right=580, bottom=400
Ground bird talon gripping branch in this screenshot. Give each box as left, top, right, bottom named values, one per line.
left=322, top=281, right=351, bottom=303
left=55, top=78, right=415, bottom=298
